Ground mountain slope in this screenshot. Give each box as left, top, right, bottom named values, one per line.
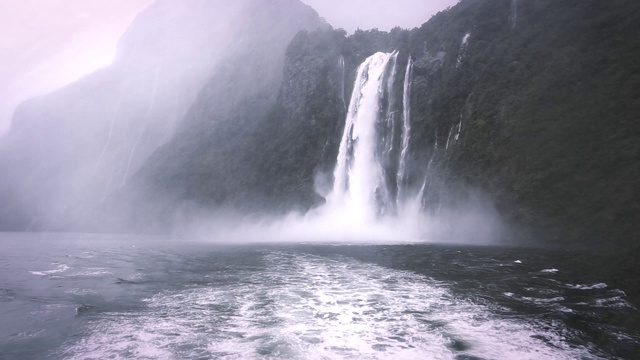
left=0, top=0, right=325, bottom=231
left=124, top=0, right=640, bottom=246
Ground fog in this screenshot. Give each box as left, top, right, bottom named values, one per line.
left=174, top=195, right=505, bottom=246
left=0, top=0, right=154, bottom=135
left=0, top=0, right=323, bottom=231
left=0, top=0, right=458, bottom=135
left=0, top=0, right=505, bottom=246
left=1, top=2, right=637, bottom=358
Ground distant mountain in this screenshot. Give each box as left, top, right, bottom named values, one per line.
left=0, top=0, right=325, bottom=231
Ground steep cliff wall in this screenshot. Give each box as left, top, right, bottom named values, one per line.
left=5, top=0, right=638, bottom=246
left=407, top=0, right=640, bottom=244
left=127, top=0, right=640, bottom=244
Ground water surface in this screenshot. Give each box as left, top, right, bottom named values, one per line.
left=1, top=233, right=638, bottom=359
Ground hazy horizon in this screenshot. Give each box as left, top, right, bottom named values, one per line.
left=0, top=0, right=457, bottom=135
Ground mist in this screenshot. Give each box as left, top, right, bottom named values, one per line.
left=0, top=0, right=325, bottom=232
left=3, top=1, right=640, bottom=358
left=0, top=0, right=505, bottom=246
left=172, top=197, right=505, bottom=247
left=0, top=0, right=458, bottom=136
left=0, top=0, right=154, bottom=135
left=168, top=47, right=505, bottom=247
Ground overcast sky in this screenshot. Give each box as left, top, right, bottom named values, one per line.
left=302, top=0, right=458, bottom=32
left=0, top=0, right=457, bottom=135
left=0, top=0, right=153, bottom=134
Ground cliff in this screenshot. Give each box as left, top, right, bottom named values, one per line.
left=124, top=0, right=640, bottom=246
left=2, top=0, right=639, bottom=248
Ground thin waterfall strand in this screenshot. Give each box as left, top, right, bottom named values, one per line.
left=338, top=55, right=346, bottom=112
left=397, top=56, right=413, bottom=205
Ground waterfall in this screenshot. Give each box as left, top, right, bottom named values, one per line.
left=456, top=33, right=471, bottom=68
left=510, top=0, right=518, bottom=28
left=338, top=55, right=346, bottom=112
left=455, top=120, right=462, bottom=141
left=328, top=52, right=398, bottom=221
left=397, top=56, right=413, bottom=204
left=380, top=52, right=399, bottom=207
left=327, top=51, right=426, bottom=223
left=445, top=126, right=454, bottom=150
left=305, top=52, right=436, bottom=240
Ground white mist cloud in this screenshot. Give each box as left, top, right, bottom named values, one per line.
left=0, top=0, right=153, bottom=135
left=175, top=200, right=505, bottom=246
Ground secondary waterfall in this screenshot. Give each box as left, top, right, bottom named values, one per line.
left=397, top=56, right=413, bottom=205
left=338, top=55, right=346, bottom=112
left=327, top=51, right=421, bottom=223
left=456, top=33, right=471, bottom=68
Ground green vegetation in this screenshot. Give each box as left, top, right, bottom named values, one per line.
left=415, top=0, right=640, bottom=246
left=120, top=0, right=640, bottom=249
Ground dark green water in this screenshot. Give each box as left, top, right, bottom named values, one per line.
left=1, top=233, right=638, bottom=359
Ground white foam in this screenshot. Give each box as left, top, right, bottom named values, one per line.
left=540, top=268, right=559, bottom=273
left=521, top=296, right=565, bottom=304
left=567, top=283, right=607, bottom=290
left=61, top=251, right=604, bottom=359
left=68, top=268, right=112, bottom=277
left=65, top=288, right=98, bottom=295
left=594, top=296, right=634, bottom=309
left=29, top=263, right=70, bottom=277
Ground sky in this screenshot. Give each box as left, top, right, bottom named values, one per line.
left=302, top=0, right=458, bottom=33
left=0, top=0, right=154, bottom=134
left=0, top=0, right=457, bottom=135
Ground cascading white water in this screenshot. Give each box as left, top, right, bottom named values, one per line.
left=456, top=33, right=471, bottom=68
left=455, top=120, right=462, bottom=141
left=381, top=52, right=399, bottom=156
left=328, top=52, right=396, bottom=222
left=275, top=52, right=504, bottom=243
left=380, top=51, right=399, bottom=210
left=397, top=56, right=413, bottom=205
left=338, top=55, right=346, bottom=112
left=297, top=51, right=439, bottom=241
left=326, top=51, right=426, bottom=227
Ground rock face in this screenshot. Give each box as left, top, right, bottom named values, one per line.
left=0, top=0, right=325, bottom=231
left=126, top=0, right=640, bottom=245
left=2, top=0, right=639, bottom=246
left=406, top=0, right=640, bottom=245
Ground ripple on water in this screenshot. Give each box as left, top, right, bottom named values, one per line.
left=566, top=283, right=607, bottom=290
left=28, top=263, right=70, bottom=277
left=60, top=251, right=607, bottom=360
